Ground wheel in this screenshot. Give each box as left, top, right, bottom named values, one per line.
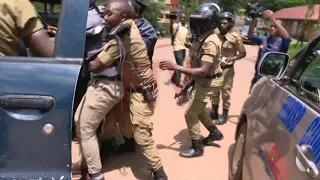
left=229, top=123, right=247, bottom=180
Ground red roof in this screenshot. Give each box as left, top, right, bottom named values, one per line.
left=273, top=4, right=320, bottom=21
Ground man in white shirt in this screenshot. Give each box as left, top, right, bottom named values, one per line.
left=170, top=13, right=189, bottom=87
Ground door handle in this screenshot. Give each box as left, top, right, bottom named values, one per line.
left=295, top=144, right=319, bottom=178
left=0, top=95, right=55, bottom=111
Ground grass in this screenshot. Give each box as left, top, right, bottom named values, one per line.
left=288, top=39, right=308, bottom=57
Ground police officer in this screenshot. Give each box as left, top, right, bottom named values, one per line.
left=74, top=1, right=136, bottom=179
left=98, top=0, right=160, bottom=157
left=210, top=12, right=246, bottom=125
left=98, top=1, right=168, bottom=178
left=0, top=0, right=55, bottom=57
left=160, top=3, right=224, bottom=158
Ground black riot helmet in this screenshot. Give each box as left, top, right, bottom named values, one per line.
left=131, top=0, right=147, bottom=15
left=189, top=3, right=220, bottom=37
left=220, top=11, right=235, bottom=25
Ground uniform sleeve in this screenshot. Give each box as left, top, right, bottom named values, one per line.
left=15, top=0, right=44, bottom=37
left=235, top=35, right=246, bottom=54
left=201, top=41, right=218, bottom=63
left=97, top=39, right=120, bottom=66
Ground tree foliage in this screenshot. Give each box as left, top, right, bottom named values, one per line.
left=142, top=0, right=166, bottom=29
left=180, top=0, right=199, bottom=18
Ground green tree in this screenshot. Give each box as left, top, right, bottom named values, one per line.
left=180, top=0, right=199, bottom=18
left=218, top=0, right=243, bottom=13
left=142, top=0, right=166, bottom=29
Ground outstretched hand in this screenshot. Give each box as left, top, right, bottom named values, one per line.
left=159, top=61, right=177, bottom=71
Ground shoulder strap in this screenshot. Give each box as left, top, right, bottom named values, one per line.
left=113, top=35, right=126, bottom=71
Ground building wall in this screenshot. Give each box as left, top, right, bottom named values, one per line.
left=278, top=19, right=317, bottom=41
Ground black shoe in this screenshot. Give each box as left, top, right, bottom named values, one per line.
left=202, top=127, right=224, bottom=146
left=214, top=108, right=229, bottom=125
left=179, top=140, right=204, bottom=158
left=100, top=137, right=117, bottom=159
left=210, top=104, right=219, bottom=120
left=153, top=166, right=168, bottom=180
left=89, top=172, right=105, bottom=180
left=115, top=137, right=135, bottom=154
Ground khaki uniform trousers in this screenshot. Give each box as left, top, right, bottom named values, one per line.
left=74, top=78, right=122, bottom=174
left=211, top=67, right=235, bottom=109
left=185, top=77, right=223, bottom=140
left=102, top=92, right=162, bottom=171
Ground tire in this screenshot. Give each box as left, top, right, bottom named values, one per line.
left=229, top=123, right=247, bottom=180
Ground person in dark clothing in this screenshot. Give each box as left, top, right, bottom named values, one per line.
left=131, top=0, right=158, bottom=63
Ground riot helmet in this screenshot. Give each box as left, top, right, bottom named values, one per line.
left=131, top=0, right=147, bottom=15
left=220, top=12, right=235, bottom=25
left=89, top=0, right=96, bottom=8
left=189, top=3, right=220, bottom=37
left=219, top=11, right=235, bottom=34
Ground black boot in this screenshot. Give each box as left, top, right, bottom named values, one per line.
left=115, top=137, right=135, bottom=154
left=153, top=166, right=168, bottom=180
left=179, top=139, right=204, bottom=158
left=89, top=172, right=105, bottom=180
left=202, top=126, right=224, bottom=146
left=215, top=108, right=229, bottom=125
left=210, top=104, right=219, bottom=120
left=100, top=137, right=117, bottom=160
left=79, top=160, right=89, bottom=180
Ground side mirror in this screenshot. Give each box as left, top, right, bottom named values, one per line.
left=258, top=52, right=289, bottom=79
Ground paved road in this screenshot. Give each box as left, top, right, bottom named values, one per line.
left=72, top=44, right=258, bottom=180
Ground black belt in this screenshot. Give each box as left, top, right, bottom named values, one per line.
left=221, top=65, right=234, bottom=69
left=205, top=73, right=223, bottom=79
left=127, top=83, right=158, bottom=93
left=94, top=74, right=121, bottom=81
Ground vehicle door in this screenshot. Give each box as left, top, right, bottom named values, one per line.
left=0, top=0, right=89, bottom=179
left=261, top=36, right=320, bottom=180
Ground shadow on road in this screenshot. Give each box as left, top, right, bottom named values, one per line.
left=157, top=128, right=222, bottom=151
left=101, top=147, right=153, bottom=180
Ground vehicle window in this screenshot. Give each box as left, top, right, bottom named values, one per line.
left=298, top=56, right=320, bottom=105
left=288, top=40, right=320, bottom=106
left=32, top=1, right=61, bottom=26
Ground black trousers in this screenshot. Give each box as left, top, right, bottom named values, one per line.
left=172, top=49, right=186, bottom=84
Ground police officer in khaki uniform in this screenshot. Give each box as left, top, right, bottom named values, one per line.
left=98, top=2, right=167, bottom=178
left=0, top=0, right=55, bottom=57
left=74, top=1, right=137, bottom=179
left=210, top=12, right=246, bottom=125
left=160, top=3, right=224, bottom=158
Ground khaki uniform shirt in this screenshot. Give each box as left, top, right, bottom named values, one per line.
left=219, top=31, right=246, bottom=65
left=189, top=33, right=223, bottom=102
left=172, top=22, right=188, bottom=51
left=97, top=19, right=157, bottom=96
left=0, top=0, right=43, bottom=56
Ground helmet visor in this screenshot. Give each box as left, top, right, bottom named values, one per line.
left=189, top=15, right=209, bottom=36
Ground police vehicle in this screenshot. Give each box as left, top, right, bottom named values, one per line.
left=0, top=0, right=94, bottom=179
left=229, top=35, right=320, bottom=180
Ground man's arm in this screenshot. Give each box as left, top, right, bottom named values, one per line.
left=266, top=10, right=289, bottom=39
left=248, top=18, right=258, bottom=40
left=17, top=0, right=55, bottom=57
left=227, top=35, right=247, bottom=63
left=89, top=39, right=120, bottom=73
left=174, top=41, right=218, bottom=77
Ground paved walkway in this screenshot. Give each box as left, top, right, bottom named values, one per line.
left=155, top=38, right=171, bottom=49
